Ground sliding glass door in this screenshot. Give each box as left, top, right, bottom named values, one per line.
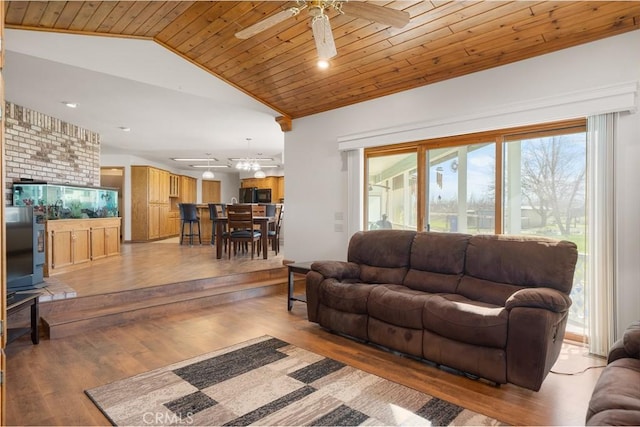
left=502, top=131, right=587, bottom=336
left=364, top=120, right=588, bottom=339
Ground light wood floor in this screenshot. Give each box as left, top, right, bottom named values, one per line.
left=46, top=238, right=287, bottom=297
left=5, top=240, right=605, bottom=426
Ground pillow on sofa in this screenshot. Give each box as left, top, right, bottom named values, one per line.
left=404, top=232, right=470, bottom=293
left=464, top=235, right=578, bottom=293
left=348, top=230, right=416, bottom=284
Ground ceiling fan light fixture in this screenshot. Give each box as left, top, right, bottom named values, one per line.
left=312, top=14, right=337, bottom=60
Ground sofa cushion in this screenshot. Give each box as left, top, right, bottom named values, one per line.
left=360, top=264, right=410, bottom=285
left=404, top=232, right=470, bottom=293
left=367, top=285, right=432, bottom=329
left=423, top=294, right=509, bottom=348
left=464, top=234, right=578, bottom=294
left=586, top=358, right=640, bottom=425
left=457, top=275, right=525, bottom=307
left=348, top=230, right=416, bottom=284
left=318, top=279, right=376, bottom=314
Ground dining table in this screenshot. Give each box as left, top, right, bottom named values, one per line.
left=212, top=216, right=275, bottom=259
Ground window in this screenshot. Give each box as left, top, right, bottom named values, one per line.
left=426, top=143, right=495, bottom=234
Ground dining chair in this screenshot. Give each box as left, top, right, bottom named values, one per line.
left=260, top=203, right=277, bottom=217
left=178, top=203, right=201, bottom=246
left=268, top=204, right=283, bottom=255
left=208, top=203, right=227, bottom=247
left=226, top=204, right=261, bottom=259
left=252, top=204, right=266, bottom=216
left=251, top=204, right=266, bottom=234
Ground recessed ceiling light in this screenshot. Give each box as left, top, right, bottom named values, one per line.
left=119, top=127, right=131, bottom=132
left=190, top=164, right=230, bottom=168
left=62, top=101, right=78, bottom=108
left=317, top=59, right=330, bottom=69
left=228, top=157, right=273, bottom=162
left=172, top=157, right=219, bottom=162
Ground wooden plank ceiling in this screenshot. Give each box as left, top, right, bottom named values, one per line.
left=5, top=1, right=640, bottom=120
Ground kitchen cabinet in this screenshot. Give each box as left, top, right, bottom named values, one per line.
left=169, top=174, right=180, bottom=197
left=180, top=176, right=197, bottom=203
left=131, top=166, right=172, bottom=241
left=241, top=176, right=284, bottom=203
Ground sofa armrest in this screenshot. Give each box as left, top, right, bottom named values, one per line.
left=607, top=338, right=628, bottom=363
left=505, top=287, right=572, bottom=313
left=311, top=261, right=360, bottom=281
left=602, top=322, right=640, bottom=363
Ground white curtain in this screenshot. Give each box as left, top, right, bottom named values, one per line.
left=586, top=113, right=617, bottom=356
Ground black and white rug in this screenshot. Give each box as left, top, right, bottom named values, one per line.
left=86, top=335, right=502, bottom=426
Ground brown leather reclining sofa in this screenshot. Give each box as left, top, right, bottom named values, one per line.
left=306, top=230, right=578, bottom=391
left=586, top=321, right=640, bottom=425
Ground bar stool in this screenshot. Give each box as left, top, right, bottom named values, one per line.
left=208, top=203, right=227, bottom=246
left=179, top=203, right=201, bottom=245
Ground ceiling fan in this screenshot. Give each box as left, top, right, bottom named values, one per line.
left=235, top=1, right=410, bottom=64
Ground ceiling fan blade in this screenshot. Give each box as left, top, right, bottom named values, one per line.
left=341, top=2, right=410, bottom=28
left=312, top=14, right=337, bottom=60
left=235, top=7, right=300, bottom=39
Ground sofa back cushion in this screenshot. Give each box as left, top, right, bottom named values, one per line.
left=404, top=232, right=471, bottom=293
left=459, top=235, right=578, bottom=305
left=348, top=230, right=416, bottom=284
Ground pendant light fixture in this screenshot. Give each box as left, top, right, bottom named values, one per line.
left=235, top=138, right=263, bottom=175
left=202, top=153, right=214, bottom=180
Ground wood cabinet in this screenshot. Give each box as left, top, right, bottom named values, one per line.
left=241, top=176, right=284, bottom=202
left=180, top=175, right=197, bottom=203
left=169, top=174, right=180, bottom=197
left=91, top=220, right=121, bottom=260
left=45, top=218, right=121, bottom=276
left=131, top=166, right=173, bottom=241
left=168, top=211, right=180, bottom=236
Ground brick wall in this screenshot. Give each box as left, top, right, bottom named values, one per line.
left=4, top=102, right=101, bottom=205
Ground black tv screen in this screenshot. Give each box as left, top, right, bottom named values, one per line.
left=6, top=206, right=34, bottom=291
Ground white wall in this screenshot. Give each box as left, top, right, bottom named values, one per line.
left=285, top=30, right=640, bottom=336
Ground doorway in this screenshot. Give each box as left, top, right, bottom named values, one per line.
left=100, top=167, right=125, bottom=242
left=202, top=180, right=221, bottom=203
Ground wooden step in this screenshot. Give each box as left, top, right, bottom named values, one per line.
left=41, top=267, right=287, bottom=339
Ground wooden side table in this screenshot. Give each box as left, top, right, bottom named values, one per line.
left=7, top=291, right=41, bottom=345
left=287, top=261, right=313, bottom=311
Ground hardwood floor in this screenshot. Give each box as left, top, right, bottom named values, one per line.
left=5, top=240, right=605, bottom=426
left=46, top=238, right=287, bottom=297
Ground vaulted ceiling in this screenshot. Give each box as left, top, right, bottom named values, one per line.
left=5, top=1, right=640, bottom=122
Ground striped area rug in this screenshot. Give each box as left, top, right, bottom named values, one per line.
left=85, top=335, right=502, bottom=426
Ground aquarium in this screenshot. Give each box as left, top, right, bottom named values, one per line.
left=12, top=182, right=119, bottom=219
